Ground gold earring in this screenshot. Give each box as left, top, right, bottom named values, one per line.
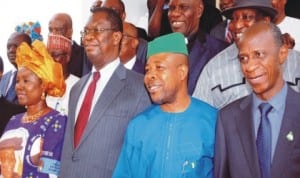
left=41, top=92, right=46, bottom=100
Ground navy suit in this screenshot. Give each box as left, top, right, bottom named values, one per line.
left=215, top=86, right=300, bottom=178
left=69, top=41, right=85, bottom=77
left=187, top=32, right=228, bottom=94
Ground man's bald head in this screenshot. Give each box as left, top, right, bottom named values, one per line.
left=48, top=13, right=73, bottom=39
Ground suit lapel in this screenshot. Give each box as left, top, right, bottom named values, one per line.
left=236, top=95, right=261, bottom=178
left=70, top=73, right=92, bottom=148
left=78, top=65, right=126, bottom=146
left=270, top=88, right=299, bottom=178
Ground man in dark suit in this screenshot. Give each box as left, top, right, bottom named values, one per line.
left=0, top=32, right=31, bottom=104
left=214, top=22, right=300, bottom=178
left=120, top=22, right=146, bottom=74
left=59, top=7, right=151, bottom=178
left=48, top=13, right=86, bottom=77
left=168, top=0, right=228, bottom=94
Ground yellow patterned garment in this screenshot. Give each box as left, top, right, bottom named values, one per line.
left=16, top=40, right=66, bottom=97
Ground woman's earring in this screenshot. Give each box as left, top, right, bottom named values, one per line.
left=41, top=92, right=46, bottom=100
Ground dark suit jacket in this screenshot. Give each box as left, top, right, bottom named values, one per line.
left=0, top=97, right=26, bottom=136
left=187, top=32, right=228, bottom=94
left=60, top=64, right=151, bottom=178
left=210, top=20, right=227, bottom=43
left=0, top=70, right=18, bottom=103
left=69, top=41, right=85, bottom=77
left=214, top=86, right=300, bottom=178
left=132, top=57, right=145, bottom=74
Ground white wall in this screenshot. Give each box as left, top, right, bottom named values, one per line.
left=0, top=0, right=89, bottom=73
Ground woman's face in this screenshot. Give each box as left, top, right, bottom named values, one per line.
left=15, top=67, right=45, bottom=106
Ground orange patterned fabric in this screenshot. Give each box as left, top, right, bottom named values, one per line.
left=16, top=40, right=66, bottom=97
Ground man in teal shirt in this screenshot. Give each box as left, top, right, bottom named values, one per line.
left=113, top=32, right=217, bottom=178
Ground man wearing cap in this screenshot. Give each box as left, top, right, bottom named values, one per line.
left=214, top=21, right=300, bottom=178
left=46, top=34, right=80, bottom=115
left=192, top=0, right=300, bottom=109
left=113, top=32, right=217, bottom=178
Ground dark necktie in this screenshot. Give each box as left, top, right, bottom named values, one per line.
left=74, top=72, right=100, bottom=148
left=257, top=103, right=273, bottom=178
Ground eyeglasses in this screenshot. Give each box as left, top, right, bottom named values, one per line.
left=80, top=28, right=116, bottom=37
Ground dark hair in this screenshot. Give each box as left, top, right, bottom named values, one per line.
left=92, top=7, right=123, bottom=33
left=0, top=56, right=3, bottom=72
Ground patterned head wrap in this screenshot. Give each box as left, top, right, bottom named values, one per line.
left=16, top=40, right=66, bottom=97
left=15, top=21, right=43, bottom=41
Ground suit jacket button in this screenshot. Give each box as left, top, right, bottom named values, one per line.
left=72, top=154, right=79, bottom=161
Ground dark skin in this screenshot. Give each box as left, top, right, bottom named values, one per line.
left=120, top=22, right=139, bottom=64
left=81, top=11, right=122, bottom=71
left=6, top=32, right=31, bottom=68
left=144, top=52, right=190, bottom=112
left=48, top=13, right=73, bottom=40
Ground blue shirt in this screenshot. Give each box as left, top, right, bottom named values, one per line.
left=252, top=83, right=287, bottom=161
left=113, top=97, right=217, bottom=178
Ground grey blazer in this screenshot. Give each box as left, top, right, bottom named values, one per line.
left=214, top=86, right=300, bottom=178
left=60, top=64, right=151, bottom=178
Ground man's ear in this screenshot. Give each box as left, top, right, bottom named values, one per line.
left=178, top=63, right=189, bottom=81
left=113, top=31, right=123, bottom=45
left=278, top=44, right=288, bottom=65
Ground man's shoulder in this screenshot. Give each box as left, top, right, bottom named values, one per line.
left=220, top=94, right=249, bottom=113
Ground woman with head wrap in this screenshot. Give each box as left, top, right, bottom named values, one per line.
left=0, top=40, right=67, bottom=178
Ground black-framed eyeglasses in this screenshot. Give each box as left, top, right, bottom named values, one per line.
left=80, top=28, right=116, bottom=37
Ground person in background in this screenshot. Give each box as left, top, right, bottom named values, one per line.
left=46, top=34, right=80, bottom=116
left=49, top=13, right=86, bottom=77
left=210, top=0, right=235, bottom=44
left=59, top=8, right=151, bottom=178
left=214, top=21, right=300, bottom=178
left=192, top=0, right=300, bottom=109
left=168, top=0, right=228, bottom=94
left=147, top=0, right=223, bottom=40
left=113, top=32, right=217, bottom=178
left=101, top=0, right=149, bottom=40
left=0, top=32, right=32, bottom=104
left=0, top=40, right=67, bottom=177
left=0, top=56, right=3, bottom=80
left=120, top=22, right=146, bottom=74
left=271, top=0, right=300, bottom=51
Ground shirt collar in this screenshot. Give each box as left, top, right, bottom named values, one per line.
left=252, top=82, right=288, bottom=111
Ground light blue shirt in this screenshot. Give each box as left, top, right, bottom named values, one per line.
left=252, top=82, right=288, bottom=161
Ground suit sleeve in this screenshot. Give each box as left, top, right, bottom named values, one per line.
left=214, top=112, right=230, bottom=178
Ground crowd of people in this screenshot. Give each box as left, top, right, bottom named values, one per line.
left=0, top=0, right=299, bottom=177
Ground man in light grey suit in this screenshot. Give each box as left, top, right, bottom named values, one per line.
left=59, top=7, right=151, bottom=178
left=214, top=22, right=300, bottom=178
